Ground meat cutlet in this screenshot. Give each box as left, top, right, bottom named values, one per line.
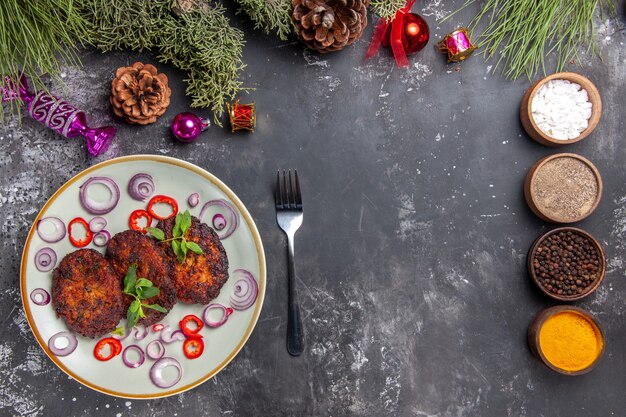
left=156, top=215, right=229, bottom=304
left=52, top=249, right=124, bottom=338
left=106, top=230, right=176, bottom=326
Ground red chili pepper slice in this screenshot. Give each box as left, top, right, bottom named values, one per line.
left=183, top=337, right=204, bottom=359
left=180, top=314, right=204, bottom=337
left=94, top=337, right=122, bottom=361
left=68, top=217, right=93, bottom=247
left=129, top=209, right=152, bottom=234
left=147, top=195, right=178, bottom=221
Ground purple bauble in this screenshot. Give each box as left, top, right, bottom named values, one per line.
left=171, top=112, right=210, bottom=143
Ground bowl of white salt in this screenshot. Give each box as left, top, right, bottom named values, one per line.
left=520, top=72, right=602, bottom=147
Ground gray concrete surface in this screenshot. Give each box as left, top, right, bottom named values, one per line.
left=1, top=1, right=625, bottom=416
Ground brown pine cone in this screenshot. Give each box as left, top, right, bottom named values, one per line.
left=292, top=0, right=369, bottom=53
left=110, top=62, right=171, bottom=125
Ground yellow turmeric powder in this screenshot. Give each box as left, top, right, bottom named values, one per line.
left=539, top=311, right=603, bottom=372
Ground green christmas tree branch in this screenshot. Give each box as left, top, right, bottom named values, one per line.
left=234, top=0, right=294, bottom=40
left=370, top=0, right=405, bottom=20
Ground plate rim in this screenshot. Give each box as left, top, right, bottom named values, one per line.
left=19, top=154, right=267, bottom=399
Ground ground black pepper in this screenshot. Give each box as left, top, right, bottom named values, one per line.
left=532, top=230, right=601, bottom=297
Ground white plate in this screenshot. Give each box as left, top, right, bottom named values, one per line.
left=20, top=155, right=266, bottom=399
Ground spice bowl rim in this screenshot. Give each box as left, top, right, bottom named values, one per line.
left=524, top=153, right=603, bottom=223
left=520, top=72, right=602, bottom=147
left=528, top=305, right=605, bottom=376
left=527, top=226, right=606, bottom=302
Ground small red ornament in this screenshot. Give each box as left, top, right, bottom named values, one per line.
left=226, top=100, right=256, bottom=132
left=364, top=0, right=429, bottom=68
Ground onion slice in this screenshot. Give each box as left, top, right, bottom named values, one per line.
left=150, top=357, right=183, bottom=388
left=92, top=230, right=111, bottom=247
left=128, top=173, right=155, bottom=202
left=159, top=325, right=185, bottom=344
left=30, top=288, right=51, bottom=306
left=36, top=217, right=66, bottom=243
left=34, top=247, right=57, bottom=272
left=133, top=325, right=149, bottom=341
left=48, top=331, right=78, bottom=357
left=122, top=345, right=145, bottom=368
left=188, top=192, right=199, bottom=208
left=79, top=177, right=120, bottom=215
left=212, top=214, right=226, bottom=231
left=230, top=269, right=259, bottom=311
left=199, top=199, right=238, bottom=239
left=89, top=216, right=107, bottom=232
left=146, top=340, right=165, bottom=360
left=203, top=303, right=233, bottom=328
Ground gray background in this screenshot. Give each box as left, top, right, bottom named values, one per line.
left=1, top=1, right=625, bottom=416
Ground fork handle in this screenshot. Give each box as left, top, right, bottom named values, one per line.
left=286, top=235, right=304, bottom=356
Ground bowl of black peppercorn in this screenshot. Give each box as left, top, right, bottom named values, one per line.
left=528, top=227, right=606, bottom=301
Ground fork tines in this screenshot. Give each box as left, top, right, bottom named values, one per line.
left=275, top=170, right=302, bottom=210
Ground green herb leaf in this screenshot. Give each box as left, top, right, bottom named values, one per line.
left=186, top=241, right=203, bottom=255
left=145, top=227, right=165, bottom=241
left=139, top=286, right=160, bottom=300
left=111, top=327, right=126, bottom=336
left=182, top=210, right=192, bottom=233
left=181, top=240, right=188, bottom=257
left=135, top=278, right=153, bottom=289
left=144, top=304, right=168, bottom=313
left=127, top=308, right=139, bottom=328
left=123, top=265, right=137, bottom=295
left=130, top=300, right=141, bottom=313
left=138, top=306, right=146, bottom=318
left=173, top=213, right=183, bottom=238
left=172, top=239, right=180, bottom=256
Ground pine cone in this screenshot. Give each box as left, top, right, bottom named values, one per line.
left=110, top=62, right=171, bottom=125
left=292, top=0, right=369, bottom=53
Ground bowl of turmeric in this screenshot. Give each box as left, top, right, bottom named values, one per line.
left=528, top=306, right=604, bottom=375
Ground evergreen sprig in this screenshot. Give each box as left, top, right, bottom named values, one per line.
left=370, top=0, right=405, bottom=20
left=451, top=0, right=617, bottom=80
left=234, top=0, right=294, bottom=40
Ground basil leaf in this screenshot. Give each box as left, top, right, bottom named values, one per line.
left=145, top=227, right=165, bottom=241
left=185, top=241, right=203, bottom=255
left=130, top=300, right=141, bottom=312
left=139, top=286, right=160, bottom=300
left=182, top=210, right=192, bottom=234
left=127, top=308, right=138, bottom=328
left=181, top=240, right=188, bottom=257
left=144, top=304, right=168, bottom=313
left=138, top=306, right=146, bottom=318
left=111, top=327, right=125, bottom=336
left=172, top=239, right=180, bottom=255
left=177, top=252, right=185, bottom=264
left=123, top=265, right=137, bottom=295
left=135, top=278, right=153, bottom=289
left=173, top=213, right=183, bottom=238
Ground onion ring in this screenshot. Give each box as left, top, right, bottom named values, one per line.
left=122, top=345, right=145, bottom=368
left=230, top=269, right=259, bottom=311
left=159, top=325, right=185, bottom=344
left=199, top=199, right=238, bottom=239
left=212, top=214, right=226, bottom=231
left=79, top=176, right=120, bottom=215
left=30, top=288, right=51, bottom=306
left=34, top=247, right=57, bottom=272
left=133, top=325, right=149, bottom=341
left=88, top=217, right=107, bottom=232
left=150, top=357, right=182, bottom=388
left=92, top=230, right=111, bottom=247
left=36, top=217, right=66, bottom=243
left=203, top=303, right=233, bottom=328
left=146, top=340, right=165, bottom=360
left=48, top=331, right=78, bottom=357
left=128, top=173, right=155, bottom=202
left=188, top=192, right=199, bottom=208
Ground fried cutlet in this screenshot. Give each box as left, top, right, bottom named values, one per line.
left=105, top=230, right=176, bottom=326
left=51, top=249, right=124, bottom=338
left=156, top=215, right=229, bottom=304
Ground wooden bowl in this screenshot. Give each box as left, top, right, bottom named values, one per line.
left=524, top=153, right=602, bottom=223
left=527, top=227, right=606, bottom=301
left=528, top=305, right=605, bottom=375
left=520, top=72, right=602, bottom=147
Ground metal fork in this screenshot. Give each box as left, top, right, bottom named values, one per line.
left=275, top=170, right=304, bottom=356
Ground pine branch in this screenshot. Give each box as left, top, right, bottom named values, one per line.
left=234, top=0, right=294, bottom=40
left=370, top=0, right=405, bottom=19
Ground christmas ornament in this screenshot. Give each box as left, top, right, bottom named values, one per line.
left=292, top=0, right=369, bottom=53
left=364, top=0, right=429, bottom=68
left=171, top=112, right=210, bottom=143
left=226, top=100, right=256, bottom=132
left=1, top=76, right=116, bottom=156
left=110, top=62, right=171, bottom=125
left=438, top=28, right=475, bottom=62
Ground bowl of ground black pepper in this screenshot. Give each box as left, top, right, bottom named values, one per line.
left=524, top=153, right=602, bottom=223
left=528, top=227, right=606, bottom=301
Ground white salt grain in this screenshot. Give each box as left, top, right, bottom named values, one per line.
left=530, top=79, right=592, bottom=140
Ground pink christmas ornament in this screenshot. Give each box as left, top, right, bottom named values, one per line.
left=171, top=112, right=210, bottom=143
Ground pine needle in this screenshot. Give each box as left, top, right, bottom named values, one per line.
left=370, top=0, right=405, bottom=20
left=234, top=0, right=294, bottom=40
